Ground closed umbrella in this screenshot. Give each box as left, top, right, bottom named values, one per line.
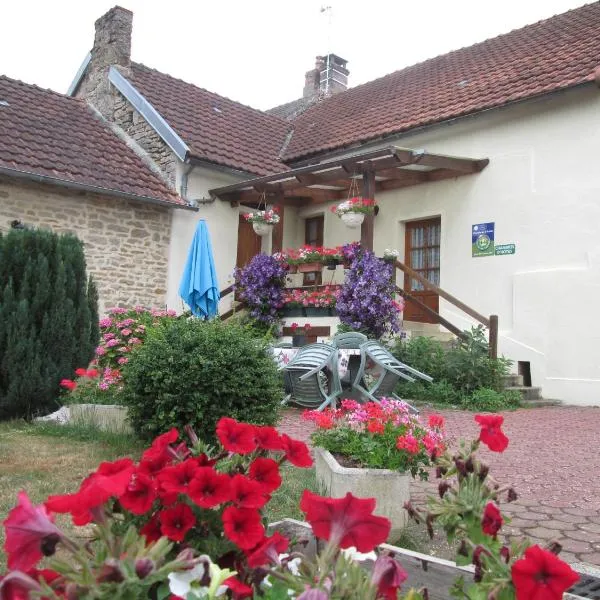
left=179, top=220, right=219, bottom=318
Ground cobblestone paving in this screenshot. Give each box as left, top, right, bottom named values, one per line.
left=279, top=405, right=600, bottom=565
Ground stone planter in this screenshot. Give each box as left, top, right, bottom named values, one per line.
left=252, top=222, right=273, bottom=236
left=341, top=212, right=365, bottom=228
left=69, top=403, right=132, bottom=433
left=314, top=447, right=410, bottom=540
left=298, top=262, right=323, bottom=273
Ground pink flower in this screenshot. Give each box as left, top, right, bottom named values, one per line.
left=118, top=357, right=129, bottom=365
left=106, top=338, right=120, bottom=348
left=98, top=381, right=110, bottom=391
left=99, top=318, right=112, bottom=328
left=3, top=491, right=63, bottom=570
left=95, top=346, right=106, bottom=356
left=118, top=346, right=130, bottom=353
left=121, top=329, right=132, bottom=336
left=103, top=333, right=115, bottom=341
left=129, top=337, right=142, bottom=345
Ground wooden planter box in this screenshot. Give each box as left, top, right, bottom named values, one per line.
left=314, top=448, right=410, bottom=540
left=298, top=262, right=323, bottom=273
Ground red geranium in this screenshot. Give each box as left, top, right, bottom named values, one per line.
left=481, top=502, right=503, bottom=537
left=59, top=379, right=77, bottom=391
left=367, top=420, right=384, bottom=434
left=511, top=544, right=579, bottom=600
left=248, top=458, right=282, bottom=493
left=370, top=554, right=408, bottom=600
left=216, top=417, right=257, bottom=454
left=475, top=414, right=509, bottom=452
left=158, top=503, right=196, bottom=542
left=222, top=506, right=265, bottom=549
left=75, top=368, right=87, bottom=377
left=247, top=532, right=289, bottom=568
left=253, top=425, right=283, bottom=450
left=300, top=490, right=390, bottom=552
left=3, top=491, right=63, bottom=571
left=119, top=471, right=157, bottom=515
left=230, top=475, right=268, bottom=509
left=281, top=434, right=313, bottom=467
left=396, top=434, right=419, bottom=454
left=188, top=467, right=231, bottom=508
left=428, top=414, right=445, bottom=429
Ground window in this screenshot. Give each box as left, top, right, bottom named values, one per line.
left=405, top=218, right=441, bottom=291
left=304, top=215, right=324, bottom=286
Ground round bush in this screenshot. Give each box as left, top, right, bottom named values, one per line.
left=121, top=319, right=283, bottom=441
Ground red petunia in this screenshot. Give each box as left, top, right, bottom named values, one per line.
left=158, top=503, right=196, bottom=542
left=428, top=414, right=445, bottom=429
left=216, top=418, right=257, bottom=454
left=481, top=502, right=503, bottom=537
left=281, top=434, right=313, bottom=467
left=300, top=490, right=390, bottom=552
left=3, top=491, right=63, bottom=571
left=230, top=475, right=268, bottom=509
left=247, top=532, right=289, bottom=567
left=120, top=470, right=157, bottom=515
left=371, top=555, right=408, bottom=600
left=248, top=458, right=282, bottom=493
left=0, top=570, right=56, bottom=600
left=188, top=467, right=231, bottom=508
left=222, top=506, right=265, bottom=549
left=224, top=576, right=253, bottom=599
left=139, top=428, right=179, bottom=475
left=511, top=544, right=579, bottom=600
left=475, top=414, right=509, bottom=452
left=157, top=459, right=200, bottom=495
left=140, top=513, right=162, bottom=543
left=59, top=379, right=77, bottom=391
left=46, top=458, right=135, bottom=525
left=253, top=425, right=284, bottom=450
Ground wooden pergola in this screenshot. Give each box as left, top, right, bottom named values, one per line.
left=209, top=145, right=489, bottom=251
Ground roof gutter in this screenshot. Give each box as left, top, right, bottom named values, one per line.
left=0, top=166, right=197, bottom=211
left=288, top=81, right=597, bottom=167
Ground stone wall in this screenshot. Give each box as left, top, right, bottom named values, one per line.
left=0, top=180, right=172, bottom=313
left=113, top=90, right=178, bottom=187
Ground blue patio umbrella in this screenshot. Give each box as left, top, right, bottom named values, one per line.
left=179, top=220, right=219, bottom=318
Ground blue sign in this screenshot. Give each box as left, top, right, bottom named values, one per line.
left=472, top=222, right=495, bottom=257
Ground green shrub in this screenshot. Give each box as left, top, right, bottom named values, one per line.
left=63, top=377, right=124, bottom=406
left=396, top=380, right=462, bottom=406
left=391, top=335, right=448, bottom=382
left=121, top=319, right=283, bottom=442
left=0, top=228, right=98, bottom=419
left=460, top=388, right=521, bottom=412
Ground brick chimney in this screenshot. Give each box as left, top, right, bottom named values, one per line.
left=303, top=54, right=349, bottom=99
left=76, top=6, right=133, bottom=118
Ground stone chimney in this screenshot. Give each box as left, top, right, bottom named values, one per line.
left=319, top=54, right=349, bottom=96
left=76, top=6, right=133, bottom=118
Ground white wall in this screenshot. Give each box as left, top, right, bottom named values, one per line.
left=282, top=86, right=600, bottom=405
left=166, top=165, right=244, bottom=315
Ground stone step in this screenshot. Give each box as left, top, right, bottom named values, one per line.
left=519, top=398, right=563, bottom=407
left=503, top=373, right=524, bottom=387
left=505, top=385, right=543, bottom=401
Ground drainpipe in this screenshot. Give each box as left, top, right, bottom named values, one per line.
left=180, top=161, right=215, bottom=207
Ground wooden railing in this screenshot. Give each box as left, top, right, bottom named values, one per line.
left=392, top=260, right=499, bottom=359
left=218, top=285, right=246, bottom=321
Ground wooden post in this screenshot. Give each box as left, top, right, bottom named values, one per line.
left=360, top=163, right=375, bottom=251
left=489, top=314, right=498, bottom=359
left=271, top=189, right=284, bottom=254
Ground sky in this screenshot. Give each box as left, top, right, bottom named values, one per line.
left=0, top=0, right=592, bottom=110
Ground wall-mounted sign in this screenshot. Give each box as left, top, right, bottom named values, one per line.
left=495, top=243, right=516, bottom=255
left=472, top=222, right=495, bottom=257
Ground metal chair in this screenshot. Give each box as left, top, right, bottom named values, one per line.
left=331, top=332, right=368, bottom=393
left=280, top=342, right=342, bottom=411
left=352, top=340, right=433, bottom=414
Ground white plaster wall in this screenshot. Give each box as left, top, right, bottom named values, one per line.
left=166, top=166, right=244, bottom=315
left=283, top=86, right=600, bottom=405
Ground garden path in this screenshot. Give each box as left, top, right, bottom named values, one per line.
left=279, top=406, right=600, bottom=566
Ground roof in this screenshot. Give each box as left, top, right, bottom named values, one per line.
left=126, top=63, right=290, bottom=176
left=266, top=96, right=320, bottom=121
left=282, top=2, right=600, bottom=161
left=0, top=75, right=185, bottom=207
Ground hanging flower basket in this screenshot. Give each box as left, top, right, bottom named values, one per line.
left=298, top=262, right=323, bottom=273
left=252, top=222, right=273, bottom=236
left=341, top=212, right=364, bottom=228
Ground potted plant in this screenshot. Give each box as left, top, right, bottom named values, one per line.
left=304, top=398, right=444, bottom=539
left=243, top=207, right=280, bottom=236
left=330, top=197, right=377, bottom=228
left=297, top=245, right=324, bottom=273
left=383, top=248, right=400, bottom=263
left=339, top=241, right=362, bottom=268
left=281, top=289, right=306, bottom=317
left=290, top=322, right=312, bottom=346
left=322, top=247, right=343, bottom=270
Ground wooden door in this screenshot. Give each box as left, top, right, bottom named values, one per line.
left=236, top=216, right=262, bottom=269
left=303, top=215, right=324, bottom=286
left=403, top=218, right=441, bottom=323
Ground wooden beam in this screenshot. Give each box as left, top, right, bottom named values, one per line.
left=272, top=191, right=285, bottom=254
left=360, top=163, right=375, bottom=251
left=392, top=148, right=488, bottom=173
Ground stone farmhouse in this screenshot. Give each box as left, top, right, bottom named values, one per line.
left=1, top=4, right=599, bottom=404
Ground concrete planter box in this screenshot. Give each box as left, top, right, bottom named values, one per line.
left=314, top=447, right=410, bottom=540
left=69, top=403, right=132, bottom=433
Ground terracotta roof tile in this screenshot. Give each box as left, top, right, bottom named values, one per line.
left=0, top=75, right=184, bottom=206
left=283, top=2, right=600, bottom=160
left=127, top=64, right=290, bottom=176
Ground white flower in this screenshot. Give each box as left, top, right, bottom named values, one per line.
left=383, top=248, right=400, bottom=258
left=279, top=553, right=302, bottom=576
left=167, top=561, right=236, bottom=599
left=341, top=546, right=377, bottom=562
left=168, top=563, right=206, bottom=598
